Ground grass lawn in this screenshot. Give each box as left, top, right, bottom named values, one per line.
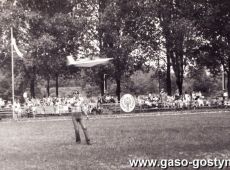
left=1, top=111, right=230, bottom=170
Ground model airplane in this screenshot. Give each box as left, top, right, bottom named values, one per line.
left=66, top=55, right=113, bottom=67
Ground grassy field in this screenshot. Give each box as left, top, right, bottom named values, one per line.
left=0, top=111, right=230, bottom=170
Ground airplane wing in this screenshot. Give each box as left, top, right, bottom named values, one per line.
left=67, top=55, right=113, bottom=67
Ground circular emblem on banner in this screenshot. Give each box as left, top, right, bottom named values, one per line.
left=120, top=94, right=136, bottom=112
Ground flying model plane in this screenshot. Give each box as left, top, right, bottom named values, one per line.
left=66, top=55, right=113, bottom=67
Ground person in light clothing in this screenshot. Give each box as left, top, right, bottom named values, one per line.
left=14, top=99, right=22, bottom=118
left=183, top=91, right=191, bottom=108
left=223, top=90, right=228, bottom=106
left=70, top=91, right=91, bottom=145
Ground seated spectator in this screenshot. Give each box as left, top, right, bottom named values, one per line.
left=194, top=91, right=202, bottom=100
left=148, top=93, right=154, bottom=101
left=109, top=96, right=116, bottom=103
left=197, top=98, right=204, bottom=107
left=5, top=101, right=12, bottom=109
left=101, top=94, right=107, bottom=103
left=165, top=96, right=175, bottom=108
left=101, top=93, right=116, bottom=103
left=184, top=91, right=190, bottom=101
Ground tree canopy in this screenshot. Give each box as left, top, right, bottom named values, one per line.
left=0, top=0, right=228, bottom=100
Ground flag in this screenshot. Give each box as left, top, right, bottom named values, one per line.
left=11, top=37, right=24, bottom=59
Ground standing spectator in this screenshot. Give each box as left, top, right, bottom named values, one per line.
left=14, top=99, right=22, bottom=118
left=174, top=89, right=180, bottom=100
left=160, top=89, right=167, bottom=107
left=0, top=98, right=5, bottom=110
left=174, top=89, right=182, bottom=108
left=184, top=91, right=191, bottom=108
left=191, top=91, right=196, bottom=100
left=223, top=90, right=228, bottom=106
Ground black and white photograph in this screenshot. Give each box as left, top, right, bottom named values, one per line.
left=0, top=0, right=230, bottom=169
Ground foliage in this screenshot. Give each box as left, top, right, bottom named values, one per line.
left=195, top=0, right=230, bottom=94
left=98, top=0, right=160, bottom=100
left=185, top=67, right=222, bottom=96
left=156, top=0, right=201, bottom=95
left=0, top=0, right=227, bottom=99
left=123, top=70, right=158, bottom=95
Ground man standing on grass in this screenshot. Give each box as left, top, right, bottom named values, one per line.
left=71, top=91, right=91, bottom=145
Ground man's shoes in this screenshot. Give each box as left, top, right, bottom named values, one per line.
left=86, top=140, right=92, bottom=145
left=76, top=140, right=81, bottom=144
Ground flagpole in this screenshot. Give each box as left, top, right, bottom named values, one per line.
left=11, top=27, right=15, bottom=120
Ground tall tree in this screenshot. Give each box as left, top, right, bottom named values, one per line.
left=157, top=0, right=198, bottom=95
left=0, top=1, right=28, bottom=98
left=100, top=0, right=159, bottom=100
left=16, top=0, right=88, bottom=97
left=195, top=0, right=230, bottom=95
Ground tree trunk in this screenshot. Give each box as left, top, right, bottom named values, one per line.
left=176, top=78, right=183, bottom=95
left=227, top=71, right=230, bottom=98
left=30, top=78, right=35, bottom=98
left=115, top=77, right=121, bottom=102
left=55, top=74, right=59, bottom=97
left=174, top=55, right=184, bottom=96
left=100, top=74, right=104, bottom=96
left=98, top=0, right=106, bottom=97
left=166, top=52, right=172, bottom=96
left=170, top=38, right=184, bottom=96
left=46, top=77, right=50, bottom=97
left=164, top=28, right=172, bottom=96
left=30, top=66, right=36, bottom=98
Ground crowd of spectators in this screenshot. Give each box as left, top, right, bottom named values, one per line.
left=21, top=96, right=96, bottom=117
left=98, top=93, right=117, bottom=104
left=135, top=89, right=226, bottom=110
left=0, top=89, right=229, bottom=118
